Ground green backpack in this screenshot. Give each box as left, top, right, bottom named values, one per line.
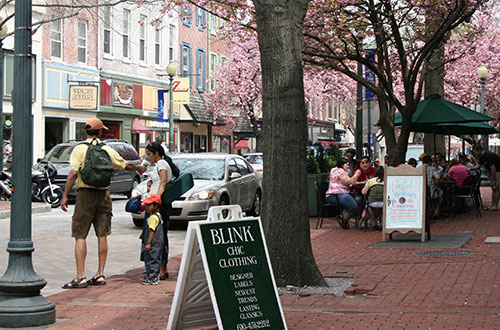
left=80, top=139, right=114, bottom=187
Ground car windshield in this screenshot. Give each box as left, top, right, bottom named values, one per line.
left=44, top=145, right=75, bottom=163
left=173, top=158, right=225, bottom=180
left=245, top=154, right=262, bottom=165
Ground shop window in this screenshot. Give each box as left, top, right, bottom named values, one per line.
left=181, top=132, right=193, bottom=153
left=214, top=135, right=230, bottom=153
left=194, top=134, right=206, bottom=153
left=76, top=122, right=87, bottom=140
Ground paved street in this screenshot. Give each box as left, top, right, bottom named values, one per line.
left=0, top=196, right=187, bottom=297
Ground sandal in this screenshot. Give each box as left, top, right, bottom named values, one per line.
left=62, top=277, right=88, bottom=289
left=88, top=275, right=106, bottom=285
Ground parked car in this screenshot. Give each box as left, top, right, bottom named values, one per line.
left=130, top=153, right=262, bottom=226
left=37, top=139, right=142, bottom=199
left=243, top=152, right=263, bottom=174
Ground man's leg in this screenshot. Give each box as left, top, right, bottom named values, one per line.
left=491, top=187, right=499, bottom=210
left=75, top=238, right=87, bottom=280
left=96, top=236, right=108, bottom=276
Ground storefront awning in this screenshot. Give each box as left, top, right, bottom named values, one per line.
left=131, top=118, right=151, bottom=134
left=235, top=140, right=249, bottom=149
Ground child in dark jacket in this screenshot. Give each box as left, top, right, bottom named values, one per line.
left=141, top=194, right=164, bottom=285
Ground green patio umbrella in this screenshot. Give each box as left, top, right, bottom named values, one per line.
left=393, top=94, right=495, bottom=154
left=394, top=94, right=494, bottom=127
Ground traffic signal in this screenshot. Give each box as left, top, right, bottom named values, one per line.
left=3, top=119, right=12, bottom=140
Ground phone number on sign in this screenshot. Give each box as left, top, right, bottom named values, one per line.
left=236, top=319, right=270, bottom=330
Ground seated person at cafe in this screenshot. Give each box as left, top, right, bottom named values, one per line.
left=447, top=159, right=469, bottom=187
left=352, top=156, right=377, bottom=218
left=326, top=157, right=362, bottom=228
left=423, top=155, right=443, bottom=217
left=434, top=153, right=447, bottom=174
left=459, top=153, right=479, bottom=177
left=361, top=166, right=385, bottom=229
left=345, top=148, right=360, bottom=176
left=408, top=158, right=418, bottom=168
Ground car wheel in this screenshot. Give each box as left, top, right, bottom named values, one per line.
left=126, top=177, right=140, bottom=199
left=248, top=190, right=261, bottom=216
left=133, top=217, right=143, bottom=227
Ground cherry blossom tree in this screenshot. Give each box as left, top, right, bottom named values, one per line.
left=444, top=6, right=500, bottom=123
left=302, top=0, right=487, bottom=165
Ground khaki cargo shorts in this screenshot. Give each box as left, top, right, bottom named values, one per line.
left=72, top=189, right=112, bottom=239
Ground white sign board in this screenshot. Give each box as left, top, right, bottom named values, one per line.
left=385, top=176, right=424, bottom=229
left=382, top=164, right=427, bottom=242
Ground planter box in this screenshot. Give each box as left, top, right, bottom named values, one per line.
left=307, top=173, right=329, bottom=217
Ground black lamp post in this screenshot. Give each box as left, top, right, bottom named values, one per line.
left=0, top=1, right=56, bottom=327
left=0, top=19, right=7, bottom=170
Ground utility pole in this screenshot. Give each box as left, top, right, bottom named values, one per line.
left=0, top=1, right=55, bottom=327
left=356, top=62, right=363, bottom=159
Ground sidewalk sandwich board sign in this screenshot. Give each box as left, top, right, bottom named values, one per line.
left=167, top=205, right=287, bottom=330
left=383, top=164, right=427, bottom=242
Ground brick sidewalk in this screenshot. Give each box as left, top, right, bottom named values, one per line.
left=7, top=188, right=500, bottom=329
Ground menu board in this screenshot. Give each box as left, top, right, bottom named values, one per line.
left=382, top=164, right=427, bottom=242
left=385, top=176, right=424, bottom=228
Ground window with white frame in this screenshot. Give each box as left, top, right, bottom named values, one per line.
left=139, top=15, right=146, bottom=61
left=210, top=53, right=217, bottom=91
left=155, top=29, right=160, bottom=65
left=196, top=48, right=206, bottom=92
left=168, top=25, right=174, bottom=62
left=77, top=19, right=87, bottom=63
left=51, top=14, right=62, bottom=58
left=210, top=13, right=217, bottom=34
left=122, top=9, right=130, bottom=58
left=103, top=6, right=111, bottom=54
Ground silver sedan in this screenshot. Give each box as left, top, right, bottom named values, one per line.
left=131, top=153, right=262, bottom=225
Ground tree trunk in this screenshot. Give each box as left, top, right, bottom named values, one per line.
left=254, top=0, right=326, bottom=287
left=424, top=15, right=446, bottom=156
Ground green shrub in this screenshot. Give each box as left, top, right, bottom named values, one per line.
left=307, top=142, right=341, bottom=173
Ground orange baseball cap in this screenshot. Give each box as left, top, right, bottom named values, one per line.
left=143, top=194, right=162, bottom=205
left=85, top=118, right=108, bottom=130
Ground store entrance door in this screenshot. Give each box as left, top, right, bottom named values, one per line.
left=45, top=118, right=67, bottom=154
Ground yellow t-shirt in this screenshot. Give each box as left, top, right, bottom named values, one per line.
left=147, top=213, right=162, bottom=231
left=70, top=138, right=128, bottom=189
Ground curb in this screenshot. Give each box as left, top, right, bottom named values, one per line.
left=0, top=203, right=52, bottom=220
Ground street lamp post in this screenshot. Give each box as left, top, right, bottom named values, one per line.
left=0, top=2, right=55, bottom=327
left=0, top=20, right=7, bottom=170
left=478, top=64, right=488, bottom=151
left=166, top=61, right=177, bottom=153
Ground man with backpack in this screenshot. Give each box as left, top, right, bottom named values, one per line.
left=60, top=118, right=145, bottom=289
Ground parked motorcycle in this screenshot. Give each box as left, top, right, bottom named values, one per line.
left=32, top=161, right=64, bottom=208
left=0, top=170, right=12, bottom=200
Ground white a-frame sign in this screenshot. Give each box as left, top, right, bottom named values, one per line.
left=167, top=205, right=287, bottom=330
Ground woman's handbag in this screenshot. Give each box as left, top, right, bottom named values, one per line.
left=125, top=195, right=142, bottom=213
left=162, top=173, right=194, bottom=205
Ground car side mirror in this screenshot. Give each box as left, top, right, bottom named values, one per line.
left=229, top=172, right=242, bottom=180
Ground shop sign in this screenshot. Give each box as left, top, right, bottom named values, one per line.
left=173, top=78, right=190, bottom=104
left=113, top=82, right=133, bottom=107
left=69, top=85, right=98, bottom=110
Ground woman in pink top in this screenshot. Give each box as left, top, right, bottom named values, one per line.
left=448, top=159, right=469, bottom=187
left=326, top=157, right=361, bottom=228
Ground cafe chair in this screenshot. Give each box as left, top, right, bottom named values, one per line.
left=360, top=184, right=384, bottom=231
left=315, top=181, right=343, bottom=229
left=473, top=170, right=483, bottom=211
left=453, top=175, right=481, bottom=218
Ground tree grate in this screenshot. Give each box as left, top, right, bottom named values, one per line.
left=413, top=250, right=472, bottom=257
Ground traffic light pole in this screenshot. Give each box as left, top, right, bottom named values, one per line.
left=356, top=62, right=363, bottom=159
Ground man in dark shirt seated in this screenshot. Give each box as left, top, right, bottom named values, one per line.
left=473, top=145, right=500, bottom=211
